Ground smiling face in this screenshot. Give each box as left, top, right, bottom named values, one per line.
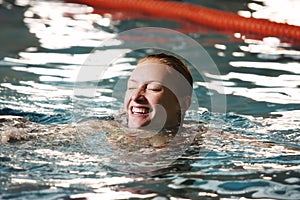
left=124, top=60, right=190, bottom=129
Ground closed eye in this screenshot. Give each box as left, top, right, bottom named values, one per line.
left=127, top=87, right=137, bottom=90
left=147, top=82, right=163, bottom=92
left=127, top=83, right=138, bottom=90
left=127, top=79, right=138, bottom=90
left=147, top=88, right=162, bottom=92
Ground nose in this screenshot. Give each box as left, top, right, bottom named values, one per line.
left=131, top=86, right=147, bottom=102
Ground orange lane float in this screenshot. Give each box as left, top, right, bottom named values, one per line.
left=68, top=0, right=300, bottom=41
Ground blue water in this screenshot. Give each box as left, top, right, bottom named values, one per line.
left=1, top=0, right=300, bottom=199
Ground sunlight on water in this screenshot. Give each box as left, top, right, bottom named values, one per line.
left=1, top=0, right=134, bottom=117
left=169, top=178, right=300, bottom=199
left=230, top=61, right=300, bottom=74
left=198, top=71, right=300, bottom=104
left=16, top=0, right=115, bottom=49
left=250, top=0, right=300, bottom=26
left=240, top=37, right=300, bottom=60
left=5, top=52, right=89, bottom=65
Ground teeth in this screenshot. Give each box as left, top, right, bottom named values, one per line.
left=132, top=107, right=149, bottom=114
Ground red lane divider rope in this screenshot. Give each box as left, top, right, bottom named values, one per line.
left=68, top=0, right=300, bottom=41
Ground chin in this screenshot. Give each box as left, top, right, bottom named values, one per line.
left=128, top=120, right=149, bottom=129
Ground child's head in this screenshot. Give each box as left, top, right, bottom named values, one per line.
left=124, top=53, right=193, bottom=129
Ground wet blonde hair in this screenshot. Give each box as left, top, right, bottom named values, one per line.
left=138, top=53, right=193, bottom=97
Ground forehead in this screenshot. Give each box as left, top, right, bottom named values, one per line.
left=130, top=62, right=173, bottom=82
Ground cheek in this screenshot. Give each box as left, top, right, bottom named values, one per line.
left=148, top=93, right=163, bottom=104
left=149, top=94, right=173, bottom=109
left=162, top=93, right=180, bottom=108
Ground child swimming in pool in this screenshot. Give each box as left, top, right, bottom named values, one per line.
left=79, top=53, right=199, bottom=150
left=110, top=53, right=197, bottom=149
left=0, top=53, right=201, bottom=149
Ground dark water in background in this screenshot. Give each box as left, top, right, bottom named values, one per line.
left=1, top=0, right=300, bottom=199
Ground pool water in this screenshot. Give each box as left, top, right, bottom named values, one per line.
left=1, top=0, right=300, bottom=199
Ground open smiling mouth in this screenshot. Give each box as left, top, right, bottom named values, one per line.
left=131, top=106, right=152, bottom=115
